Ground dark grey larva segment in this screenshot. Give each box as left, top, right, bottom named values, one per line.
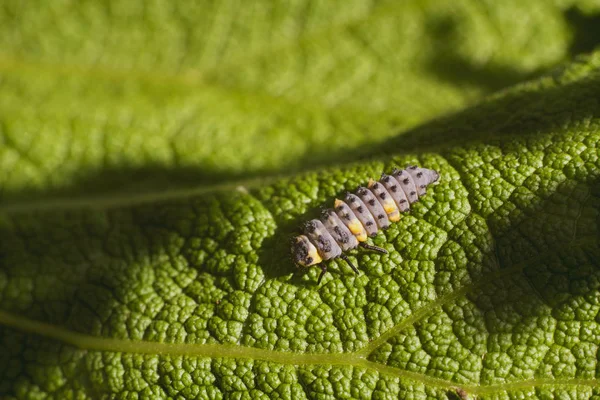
left=303, top=219, right=342, bottom=260
left=380, top=173, right=410, bottom=212
left=356, top=187, right=390, bottom=229
left=392, top=168, right=419, bottom=204
left=321, top=209, right=358, bottom=251
left=345, top=193, right=378, bottom=237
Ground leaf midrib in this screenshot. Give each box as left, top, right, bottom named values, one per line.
left=0, top=174, right=278, bottom=213
left=2, top=309, right=599, bottom=395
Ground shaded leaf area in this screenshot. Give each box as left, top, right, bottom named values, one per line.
left=1, top=0, right=597, bottom=203
left=1, top=51, right=600, bottom=399
left=566, top=5, right=600, bottom=57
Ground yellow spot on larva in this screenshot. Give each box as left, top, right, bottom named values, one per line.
left=388, top=212, right=401, bottom=222
left=355, top=232, right=368, bottom=242
left=367, top=178, right=376, bottom=188
left=383, top=202, right=396, bottom=214
left=307, top=247, right=323, bottom=265
left=348, top=220, right=367, bottom=241
left=382, top=198, right=400, bottom=221
left=347, top=220, right=363, bottom=234
left=382, top=198, right=398, bottom=213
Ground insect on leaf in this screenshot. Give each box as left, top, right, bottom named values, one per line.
left=1, top=1, right=600, bottom=399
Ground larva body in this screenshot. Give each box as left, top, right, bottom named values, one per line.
left=291, top=165, right=440, bottom=283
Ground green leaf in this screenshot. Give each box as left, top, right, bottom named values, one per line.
left=2, top=0, right=598, bottom=201
left=2, top=1, right=600, bottom=399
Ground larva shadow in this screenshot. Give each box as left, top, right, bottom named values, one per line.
left=257, top=203, right=328, bottom=285
left=256, top=219, right=306, bottom=283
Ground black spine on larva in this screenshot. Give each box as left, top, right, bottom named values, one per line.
left=356, top=187, right=390, bottom=230
left=392, top=168, right=419, bottom=204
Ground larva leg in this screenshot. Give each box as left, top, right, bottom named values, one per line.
left=359, top=242, right=388, bottom=254
left=340, top=254, right=359, bottom=274
left=318, top=264, right=328, bottom=284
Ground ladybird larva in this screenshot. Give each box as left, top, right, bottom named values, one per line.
left=291, top=165, right=440, bottom=284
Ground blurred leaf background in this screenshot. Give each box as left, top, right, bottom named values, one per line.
left=1, top=0, right=600, bottom=204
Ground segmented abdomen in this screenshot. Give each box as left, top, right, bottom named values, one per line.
left=302, top=165, right=439, bottom=261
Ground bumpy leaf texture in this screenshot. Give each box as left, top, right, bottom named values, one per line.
left=1, top=1, right=600, bottom=399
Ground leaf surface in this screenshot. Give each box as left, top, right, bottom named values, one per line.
left=2, top=1, right=600, bottom=399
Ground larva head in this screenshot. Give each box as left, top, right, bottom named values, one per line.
left=291, top=235, right=322, bottom=268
